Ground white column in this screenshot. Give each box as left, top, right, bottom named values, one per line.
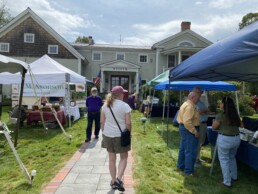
left=155, top=48, right=161, bottom=76
left=77, top=59, right=81, bottom=74
left=100, top=70, right=104, bottom=93
left=135, top=71, right=139, bottom=94
left=178, top=50, right=182, bottom=64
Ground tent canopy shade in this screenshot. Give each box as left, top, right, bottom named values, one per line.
left=0, top=54, right=28, bottom=73
left=155, top=80, right=236, bottom=91
left=147, top=70, right=169, bottom=86
left=169, top=20, right=258, bottom=82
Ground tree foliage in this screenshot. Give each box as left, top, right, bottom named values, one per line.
left=75, top=36, right=89, bottom=43
left=239, top=12, right=258, bottom=30
left=0, top=2, right=12, bottom=28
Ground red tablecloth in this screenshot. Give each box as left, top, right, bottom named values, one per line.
left=27, top=110, right=66, bottom=125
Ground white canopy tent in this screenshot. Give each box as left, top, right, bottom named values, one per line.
left=0, top=54, right=86, bottom=84
left=0, top=54, right=89, bottom=130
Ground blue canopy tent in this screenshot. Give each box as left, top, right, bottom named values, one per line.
left=169, top=20, right=258, bottom=82
left=155, top=80, right=236, bottom=91
left=152, top=80, right=237, bottom=120
left=152, top=80, right=237, bottom=151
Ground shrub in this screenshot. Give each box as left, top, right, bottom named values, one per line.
left=239, top=95, right=256, bottom=116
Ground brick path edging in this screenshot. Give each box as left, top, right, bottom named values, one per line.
left=41, top=142, right=134, bottom=194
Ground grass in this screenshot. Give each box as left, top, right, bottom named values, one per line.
left=0, top=106, right=86, bottom=194
left=0, top=107, right=258, bottom=194
left=131, top=111, right=258, bottom=194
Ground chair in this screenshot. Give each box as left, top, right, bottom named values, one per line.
left=9, top=106, right=27, bottom=126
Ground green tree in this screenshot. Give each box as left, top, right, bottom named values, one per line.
left=0, top=2, right=12, bottom=27
left=239, top=12, right=258, bottom=30
left=75, top=36, right=89, bottom=43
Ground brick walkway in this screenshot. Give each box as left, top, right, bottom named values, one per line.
left=41, top=136, right=134, bottom=194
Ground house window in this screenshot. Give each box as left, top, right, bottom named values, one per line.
left=139, top=54, right=148, bottom=63
left=168, top=55, right=175, bottom=68
left=0, top=43, right=9, bottom=52
left=92, top=52, right=102, bottom=61
left=24, top=33, right=35, bottom=43
left=48, top=45, right=58, bottom=54
left=116, top=53, right=125, bottom=60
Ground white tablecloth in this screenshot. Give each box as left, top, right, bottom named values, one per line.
left=61, top=105, right=80, bottom=121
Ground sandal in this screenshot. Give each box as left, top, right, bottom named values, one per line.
left=110, top=180, right=125, bottom=192
left=116, top=177, right=124, bottom=186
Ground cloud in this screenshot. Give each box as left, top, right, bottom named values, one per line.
left=123, top=20, right=181, bottom=45
left=195, top=1, right=203, bottom=5
left=5, top=0, right=95, bottom=42
left=113, top=13, right=244, bottom=46
left=191, top=13, right=242, bottom=42
left=209, top=0, right=246, bottom=9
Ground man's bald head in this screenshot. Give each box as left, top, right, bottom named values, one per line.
left=188, top=91, right=200, bottom=104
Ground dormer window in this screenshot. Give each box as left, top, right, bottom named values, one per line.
left=24, top=33, right=35, bottom=43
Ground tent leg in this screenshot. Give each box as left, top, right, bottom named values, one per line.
left=39, top=109, right=48, bottom=131
left=51, top=108, right=72, bottom=143
left=166, top=88, right=170, bottom=147
left=0, top=121, right=35, bottom=184
left=149, top=90, right=155, bottom=121
left=210, top=142, right=218, bottom=176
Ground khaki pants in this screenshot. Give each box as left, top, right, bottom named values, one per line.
left=196, top=122, right=207, bottom=160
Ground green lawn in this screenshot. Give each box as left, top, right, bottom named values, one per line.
left=131, top=111, right=258, bottom=194
left=0, top=107, right=258, bottom=194
left=0, top=106, right=86, bottom=194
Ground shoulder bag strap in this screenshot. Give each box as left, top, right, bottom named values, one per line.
left=109, top=106, right=122, bottom=133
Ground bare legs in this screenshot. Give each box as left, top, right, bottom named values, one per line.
left=108, top=151, right=128, bottom=183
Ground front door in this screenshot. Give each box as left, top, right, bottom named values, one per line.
left=111, top=75, right=129, bottom=90
left=111, top=75, right=129, bottom=100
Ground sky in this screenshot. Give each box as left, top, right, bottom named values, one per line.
left=4, top=0, right=258, bottom=46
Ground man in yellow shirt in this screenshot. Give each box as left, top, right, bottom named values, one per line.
left=177, top=91, right=200, bottom=176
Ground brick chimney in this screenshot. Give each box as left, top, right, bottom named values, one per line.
left=88, top=36, right=94, bottom=45
left=181, top=21, right=191, bottom=31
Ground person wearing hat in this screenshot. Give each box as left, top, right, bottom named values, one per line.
left=101, top=85, right=131, bottom=192
left=85, top=87, right=102, bottom=142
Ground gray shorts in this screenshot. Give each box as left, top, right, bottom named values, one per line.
left=102, top=134, right=131, bottom=153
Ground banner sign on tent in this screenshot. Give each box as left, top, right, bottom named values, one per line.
left=22, top=83, right=66, bottom=97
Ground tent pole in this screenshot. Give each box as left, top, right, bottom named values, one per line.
left=166, top=82, right=170, bottom=147
left=68, top=84, right=71, bottom=128
left=14, top=68, right=27, bottom=147
left=235, top=91, right=240, bottom=115
left=162, top=90, right=166, bottom=121
left=149, top=89, right=155, bottom=120
left=180, top=90, right=182, bottom=105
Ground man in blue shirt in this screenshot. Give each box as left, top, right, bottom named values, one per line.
left=85, top=87, right=102, bottom=142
